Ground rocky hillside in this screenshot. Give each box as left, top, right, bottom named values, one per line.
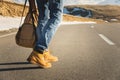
left=13, top=0, right=120, bottom=5
left=2, top=1, right=120, bottom=23
left=64, top=5, right=120, bottom=23
left=0, top=1, right=105, bottom=23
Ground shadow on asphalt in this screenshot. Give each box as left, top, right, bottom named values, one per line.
left=0, top=62, right=42, bottom=72
left=0, top=62, right=30, bottom=65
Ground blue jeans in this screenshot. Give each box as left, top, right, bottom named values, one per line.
left=34, top=0, right=63, bottom=53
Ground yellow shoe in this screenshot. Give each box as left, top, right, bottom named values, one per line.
left=44, top=50, right=58, bottom=62
left=27, top=52, right=37, bottom=64
left=27, top=51, right=52, bottom=69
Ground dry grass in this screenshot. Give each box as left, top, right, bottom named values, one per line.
left=0, top=1, right=28, bottom=17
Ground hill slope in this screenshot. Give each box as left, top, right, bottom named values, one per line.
left=11, top=0, right=120, bottom=5
left=0, top=1, right=28, bottom=16
left=0, top=1, right=105, bottom=23
left=65, top=5, right=120, bottom=22
left=1, top=1, right=120, bottom=23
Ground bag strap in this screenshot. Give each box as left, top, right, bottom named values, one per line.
left=19, top=0, right=28, bottom=26
left=19, top=0, right=37, bottom=27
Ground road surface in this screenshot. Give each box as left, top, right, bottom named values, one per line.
left=0, top=23, right=120, bottom=80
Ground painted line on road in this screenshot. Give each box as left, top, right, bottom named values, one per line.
left=61, top=22, right=96, bottom=25
left=98, top=34, right=115, bottom=45
left=90, top=26, right=95, bottom=28
left=0, top=32, right=16, bottom=38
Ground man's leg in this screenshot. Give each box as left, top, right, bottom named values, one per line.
left=27, top=0, right=52, bottom=68
left=34, top=0, right=63, bottom=52
left=27, top=0, right=63, bottom=68
left=34, top=0, right=49, bottom=53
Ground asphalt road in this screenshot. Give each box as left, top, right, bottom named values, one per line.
left=0, top=23, right=120, bottom=80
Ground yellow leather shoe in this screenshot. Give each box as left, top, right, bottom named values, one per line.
left=44, top=50, right=58, bottom=62
left=27, top=52, right=37, bottom=64
left=27, top=51, right=52, bottom=69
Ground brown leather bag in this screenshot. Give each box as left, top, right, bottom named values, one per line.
left=15, top=0, right=38, bottom=48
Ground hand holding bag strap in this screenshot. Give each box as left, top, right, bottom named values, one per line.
left=28, top=0, right=38, bottom=26
left=19, top=0, right=37, bottom=26
left=29, top=0, right=36, bottom=28
left=29, top=0, right=38, bottom=41
left=28, top=0, right=37, bottom=12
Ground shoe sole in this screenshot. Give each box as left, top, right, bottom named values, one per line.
left=27, top=57, right=52, bottom=69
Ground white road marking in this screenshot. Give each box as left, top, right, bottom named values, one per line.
left=98, top=34, right=115, bottom=45
left=61, top=22, right=96, bottom=25
left=90, top=26, right=95, bottom=28
left=0, top=32, right=16, bottom=38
